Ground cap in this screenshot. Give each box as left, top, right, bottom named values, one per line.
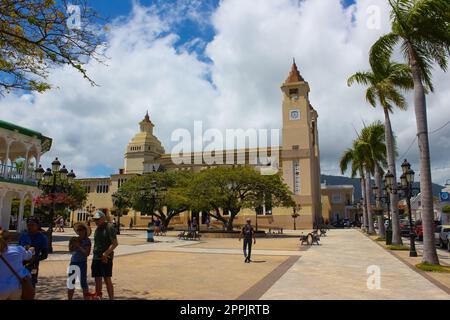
left=26, top=217, right=41, bottom=225
left=92, top=210, right=105, bottom=220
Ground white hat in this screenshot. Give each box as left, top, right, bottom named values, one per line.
left=93, top=210, right=105, bottom=220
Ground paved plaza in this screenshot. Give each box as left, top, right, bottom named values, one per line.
left=35, top=229, right=450, bottom=300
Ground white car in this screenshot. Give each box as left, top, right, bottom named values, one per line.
left=434, top=225, right=450, bottom=251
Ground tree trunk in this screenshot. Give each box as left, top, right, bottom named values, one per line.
left=383, top=108, right=402, bottom=245
left=364, top=166, right=375, bottom=234
left=361, top=176, right=368, bottom=232
left=227, top=215, right=235, bottom=231
left=409, top=48, right=439, bottom=265
left=375, top=165, right=385, bottom=237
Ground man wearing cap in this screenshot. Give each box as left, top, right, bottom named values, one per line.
left=239, top=218, right=256, bottom=263
left=91, top=210, right=118, bottom=300
left=18, top=217, right=48, bottom=287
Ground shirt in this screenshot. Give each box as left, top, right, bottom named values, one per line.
left=242, top=224, right=254, bottom=240
left=93, top=223, right=117, bottom=260
left=18, top=231, right=48, bottom=269
left=0, top=245, right=32, bottom=293
left=70, top=238, right=92, bottom=263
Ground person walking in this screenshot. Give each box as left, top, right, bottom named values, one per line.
left=59, top=216, right=65, bottom=232
left=191, top=217, right=198, bottom=231
left=129, top=218, right=133, bottom=230
left=0, top=230, right=34, bottom=300
left=154, top=218, right=161, bottom=236
left=205, top=216, right=210, bottom=230
left=239, top=218, right=256, bottom=263
left=91, top=211, right=118, bottom=300
left=68, top=222, right=92, bottom=300
left=18, top=217, right=48, bottom=287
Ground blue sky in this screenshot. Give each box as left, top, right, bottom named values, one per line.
left=85, top=0, right=356, bottom=63
left=3, top=0, right=449, bottom=183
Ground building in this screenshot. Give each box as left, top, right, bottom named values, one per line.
left=440, top=184, right=450, bottom=224
left=400, top=193, right=442, bottom=222
left=0, top=120, right=52, bottom=231
left=72, top=60, right=323, bottom=229
left=321, top=184, right=358, bottom=223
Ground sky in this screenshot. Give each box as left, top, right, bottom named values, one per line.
left=1, top=0, right=449, bottom=185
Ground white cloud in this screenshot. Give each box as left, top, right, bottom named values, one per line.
left=0, top=0, right=449, bottom=185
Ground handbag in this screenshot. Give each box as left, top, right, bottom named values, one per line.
left=0, top=254, right=35, bottom=300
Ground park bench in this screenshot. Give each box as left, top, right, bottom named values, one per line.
left=177, top=230, right=201, bottom=241
left=154, top=226, right=167, bottom=236
left=299, top=232, right=320, bottom=246
left=268, top=227, right=284, bottom=235
left=313, top=228, right=327, bottom=237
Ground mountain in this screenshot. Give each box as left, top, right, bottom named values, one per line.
left=321, top=174, right=444, bottom=200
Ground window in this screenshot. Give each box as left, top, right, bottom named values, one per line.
left=293, top=160, right=300, bottom=194
left=289, top=88, right=299, bottom=100
left=292, top=145, right=299, bottom=150
left=96, top=182, right=109, bottom=193
left=332, top=193, right=342, bottom=204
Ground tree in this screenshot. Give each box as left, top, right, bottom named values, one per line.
left=188, top=166, right=294, bottom=231
left=442, top=205, right=450, bottom=214
left=0, top=0, right=104, bottom=94
left=348, top=59, right=413, bottom=243
left=358, top=122, right=388, bottom=236
left=34, top=180, right=86, bottom=251
left=117, top=171, right=193, bottom=228
left=340, top=140, right=368, bottom=231
left=370, top=0, right=449, bottom=265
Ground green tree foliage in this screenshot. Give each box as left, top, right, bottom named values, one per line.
left=117, top=171, right=193, bottom=228
left=370, top=0, right=449, bottom=265
left=188, top=166, right=294, bottom=230
left=0, top=0, right=105, bottom=94
left=117, top=167, right=294, bottom=230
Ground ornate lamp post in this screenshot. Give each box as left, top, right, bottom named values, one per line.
left=400, top=159, right=418, bottom=257
left=291, top=203, right=301, bottom=230
left=385, top=161, right=418, bottom=257
left=34, top=158, right=76, bottom=253
left=372, top=183, right=393, bottom=244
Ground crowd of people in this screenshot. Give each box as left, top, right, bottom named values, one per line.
left=0, top=212, right=260, bottom=300
left=0, top=210, right=119, bottom=300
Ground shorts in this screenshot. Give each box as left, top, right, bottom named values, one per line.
left=0, top=288, right=22, bottom=300
left=68, top=261, right=89, bottom=290
left=91, top=259, right=113, bottom=278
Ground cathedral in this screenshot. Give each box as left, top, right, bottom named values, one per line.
left=72, top=61, right=323, bottom=229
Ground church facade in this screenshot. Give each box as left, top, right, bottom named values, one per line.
left=71, top=61, right=323, bottom=229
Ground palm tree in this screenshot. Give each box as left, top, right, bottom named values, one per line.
left=370, top=0, right=449, bottom=265
left=340, top=141, right=368, bottom=232
left=348, top=59, right=413, bottom=244
left=358, top=122, right=388, bottom=236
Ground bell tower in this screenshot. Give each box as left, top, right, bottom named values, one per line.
left=280, top=59, right=322, bottom=227
left=124, top=111, right=165, bottom=174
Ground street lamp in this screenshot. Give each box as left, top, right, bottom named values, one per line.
left=373, top=181, right=393, bottom=245
left=292, top=204, right=301, bottom=230
left=386, top=160, right=418, bottom=257
left=34, top=157, right=76, bottom=253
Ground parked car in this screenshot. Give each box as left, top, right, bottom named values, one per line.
left=399, top=219, right=412, bottom=236
left=413, top=220, right=441, bottom=241
left=434, top=225, right=450, bottom=250
left=332, top=220, right=345, bottom=228
left=342, top=219, right=352, bottom=228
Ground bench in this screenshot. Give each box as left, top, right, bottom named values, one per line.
left=313, top=228, right=327, bottom=237
left=300, top=232, right=320, bottom=246
left=268, top=227, right=284, bottom=235
left=177, top=230, right=201, bottom=241
left=154, top=226, right=167, bottom=236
